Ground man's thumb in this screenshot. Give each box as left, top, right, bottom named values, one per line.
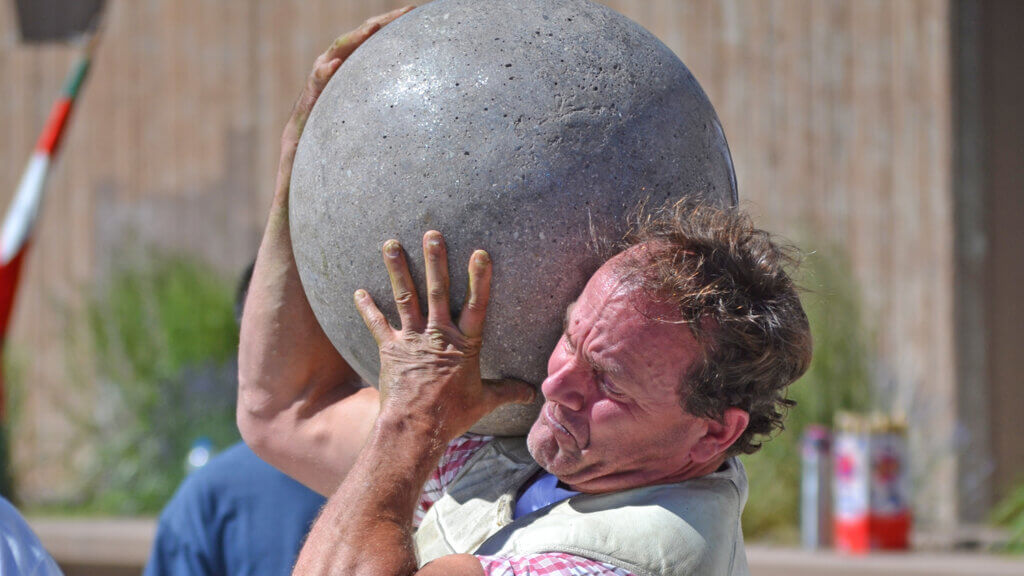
left=484, top=379, right=537, bottom=408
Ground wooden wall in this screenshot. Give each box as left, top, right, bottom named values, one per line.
left=979, top=0, right=1024, bottom=511
left=0, top=1, right=956, bottom=526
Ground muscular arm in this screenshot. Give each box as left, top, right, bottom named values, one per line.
left=237, top=8, right=412, bottom=497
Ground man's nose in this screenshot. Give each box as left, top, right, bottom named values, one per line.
left=540, top=358, right=588, bottom=411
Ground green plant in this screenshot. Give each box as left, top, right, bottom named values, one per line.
left=992, top=481, right=1024, bottom=553
left=70, top=253, right=240, bottom=514
left=0, top=425, right=12, bottom=501
left=0, top=347, right=28, bottom=502
left=740, top=244, right=872, bottom=541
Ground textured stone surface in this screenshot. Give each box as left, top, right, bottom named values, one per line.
left=290, top=0, right=736, bottom=435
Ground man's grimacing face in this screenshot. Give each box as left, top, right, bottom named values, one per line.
left=526, top=248, right=730, bottom=494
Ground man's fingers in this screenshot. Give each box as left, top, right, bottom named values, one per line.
left=423, top=231, right=452, bottom=325
left=282, top=56, right=342, bottom=147
left=458, top=250, right=491, bottom=338
left=324, top=6, right=413, bottom=62
left=298, top=55, right=341, bottom=117
left=323, top=22, right=379, bottom=64
left=313, top=57, right=343, bottom=86
left=354, top=289, right=392, bottom=344
left=366, top=5, right=416, bottom=29
left=291, top=5, right=415, bottom=138
left=277, top=6, right=415, bottom=200
left=383, top=240, right=424, bottom=331
left=483, top=379, right=537, bottom=409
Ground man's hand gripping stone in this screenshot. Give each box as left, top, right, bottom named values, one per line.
left=294, top=232, right=534, bottom=576
left=355, top=232, right=536, bottom=448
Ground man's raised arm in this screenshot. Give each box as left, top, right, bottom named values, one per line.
left=237, top=7, right=414, bottom=496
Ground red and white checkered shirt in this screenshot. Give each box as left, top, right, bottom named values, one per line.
left=414, top=434, right=634, bottom=576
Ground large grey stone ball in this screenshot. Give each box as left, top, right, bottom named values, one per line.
left=291, top=0, right=737, bottom=435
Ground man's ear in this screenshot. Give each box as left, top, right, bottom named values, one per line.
left=689, top=407, right=749, bottom=464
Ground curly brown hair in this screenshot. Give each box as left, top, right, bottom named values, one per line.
left=617, top=200, right=812, bottom=456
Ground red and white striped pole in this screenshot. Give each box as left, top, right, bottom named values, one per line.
left=0, top=30, right=101, bottom=419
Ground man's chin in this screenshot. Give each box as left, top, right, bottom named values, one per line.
left=526, top=421, right=576, bottom=475
left=526, top=421, right=556, bottom=468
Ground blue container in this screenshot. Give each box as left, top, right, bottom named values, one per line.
left=801, top=425, right=833, bottom=549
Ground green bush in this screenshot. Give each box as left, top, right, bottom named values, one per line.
left=992, top=481, right=1024, bottom=553
left=0, top=425, right=12, bottom=501
left=740, top=245, right=872, bottom=542
left=70, top=254, right=240, bottom=514
left=1, top=346, right=28, bottom=501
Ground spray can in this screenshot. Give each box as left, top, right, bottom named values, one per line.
left=868, top=413, right=911, bottom=549
left=833, top=412, right=870, bottom=553
left=801, top=425, right=832, bottom=549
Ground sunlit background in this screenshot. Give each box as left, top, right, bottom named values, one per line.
left=0, top=1, right=1021, bottom=574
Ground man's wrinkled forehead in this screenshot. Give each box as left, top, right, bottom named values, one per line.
left=559, top=263, right=627, bottom=335
left=561, top=269, right=682, bottom=339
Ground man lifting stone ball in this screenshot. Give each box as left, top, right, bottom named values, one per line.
left=238, top=6, right=812, bottom=576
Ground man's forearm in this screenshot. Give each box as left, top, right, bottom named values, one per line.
left=293, top=415, right=445, bottom=576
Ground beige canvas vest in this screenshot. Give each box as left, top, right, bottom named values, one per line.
left=414, top=437, right=750, bottom=576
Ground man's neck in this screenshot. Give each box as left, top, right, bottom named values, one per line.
left=561, top=456, right=730, bottom=494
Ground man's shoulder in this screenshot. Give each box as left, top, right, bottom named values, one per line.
left=476, top=458, right=748, bottom=576
left=659, top=456, right=748, bottom=511
left=570, top=458, right=747, bottom=554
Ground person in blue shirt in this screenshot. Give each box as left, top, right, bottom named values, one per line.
left=144, top=263, right=325, bottom=575
left=1, top=495, right=63, bottom=575
left=143, top=441, right=325, bottom=576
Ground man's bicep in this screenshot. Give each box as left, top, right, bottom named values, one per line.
left=244, top=385, right=380, bottom=497
left=417, top=554, right=486, bottom=576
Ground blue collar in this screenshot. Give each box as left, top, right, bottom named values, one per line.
left=513, top=472, right=580, bottom=519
